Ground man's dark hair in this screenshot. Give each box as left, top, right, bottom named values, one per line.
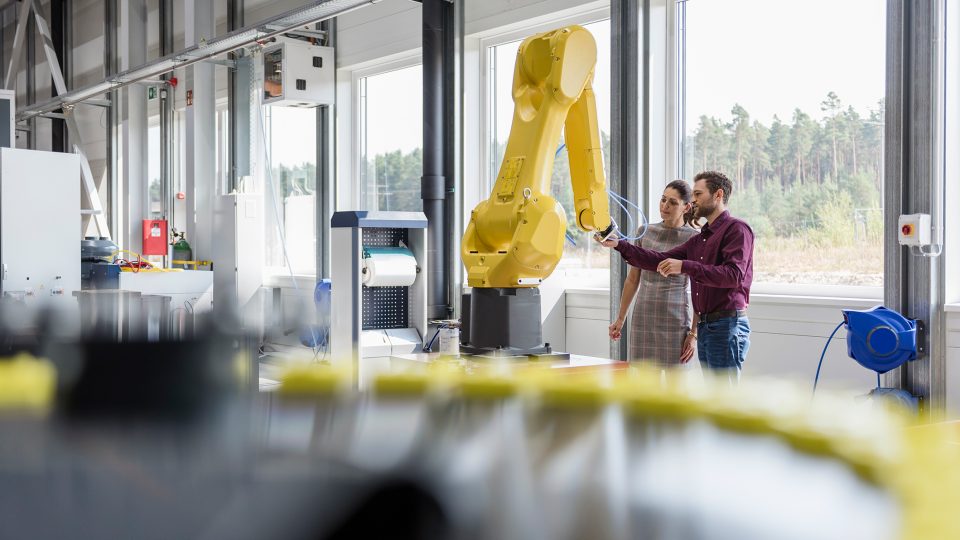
left=693, top=171, right=733, bottom=204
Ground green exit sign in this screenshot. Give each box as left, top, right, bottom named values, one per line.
left=148, top=87, right=157, bottom=100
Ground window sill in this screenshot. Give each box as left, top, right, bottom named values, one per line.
left=749, top=294, right=879, bottom=309
left=263, top=273, right=318, bottom=290
left=751, top=283, right=883, bottom=300
left=563, top=287, right=880, bottom=308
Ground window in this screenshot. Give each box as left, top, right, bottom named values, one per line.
left=358, top=64, right=423, bottom=212
left=148, top=123, right=162, bottom=219
left=485, top=17, right=612, bottom=286
left=682, top=0, right=885, bottom=293
left=147, top=114, right=186, bottom=226
left=264, top=106, right=317, bottom=275
left=947, top=2, right=960, bottom=304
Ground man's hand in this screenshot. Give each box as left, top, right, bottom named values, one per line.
left=657, top=258, right=683, bottom=277
left=593, top=232, right=620, bottom=247
left=594, top=232, right=619, bottom=248
left=680, top=333, right=696, bottom=363
left=609, top=318, right=625, bottom=341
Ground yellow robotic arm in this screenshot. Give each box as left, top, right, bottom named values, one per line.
left=462, top=25, right=613, bottom=289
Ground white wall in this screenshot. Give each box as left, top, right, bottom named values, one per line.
left=565, top=288, right=960, bottom=417
left=947, top=309, right=960, bottom=414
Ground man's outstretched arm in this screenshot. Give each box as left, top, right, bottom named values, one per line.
left=604, top=235, right=694, bottom=271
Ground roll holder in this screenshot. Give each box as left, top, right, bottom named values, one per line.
left=330, top=211, right=428, bottom=384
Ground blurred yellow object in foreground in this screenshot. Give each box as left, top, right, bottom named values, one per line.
left=0, top=353, right=55, bottom=411
left=279, top=364, right=960, bottom=540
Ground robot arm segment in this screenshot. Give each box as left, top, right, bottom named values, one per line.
left=565, top=84, right=613, bottom=236
left=461, top=26, right=612, bottom=288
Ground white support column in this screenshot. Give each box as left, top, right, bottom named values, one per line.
left=118, top=0, right=148, bottom=251
left=185, top=0, right=216, bottom=262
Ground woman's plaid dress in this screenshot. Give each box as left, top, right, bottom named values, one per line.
left=627, top=222, right=698, bottom=365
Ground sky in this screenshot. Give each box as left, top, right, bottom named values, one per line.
left=685, top=0, right=886, bottom=129
left=269, top=106, right=318, bottom=168
left=363, top=65, right=424, bottom=157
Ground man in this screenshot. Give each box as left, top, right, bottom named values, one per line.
left=598, top=171, right=754, bottom=379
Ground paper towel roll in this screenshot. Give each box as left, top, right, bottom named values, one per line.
left=362, top=247, right=418, bottom=287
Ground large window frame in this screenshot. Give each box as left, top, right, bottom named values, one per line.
left=945, top=0, right=960, bottom=306
left=477, top=7, right=611, bottom=199
left=476, top=7, right=612, bottom=285
left=675, top=0, right=886, bottom=301
left=351, top=55, right=424, bottom=212
left=261, top=105, right=320, bottom=278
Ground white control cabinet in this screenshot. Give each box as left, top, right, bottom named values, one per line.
left=263, top=38, right=334, bottom=107
left=897, top=213, right=932, bottom=246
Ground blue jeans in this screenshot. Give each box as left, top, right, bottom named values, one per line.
left=697, top=316, right=751, bottom=378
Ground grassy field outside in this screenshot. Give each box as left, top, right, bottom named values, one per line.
left=556, top=228, right=883, bottom=288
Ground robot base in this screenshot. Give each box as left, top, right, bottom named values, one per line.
left=460, top=288, right=570, bottom=360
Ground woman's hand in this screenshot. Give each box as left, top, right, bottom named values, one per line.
left=609, top=318, right=625, bottom=341
left=680, top=333, right=696, bottom=363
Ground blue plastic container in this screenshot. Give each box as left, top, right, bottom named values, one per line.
left=300, top=279, right=332, bottom=348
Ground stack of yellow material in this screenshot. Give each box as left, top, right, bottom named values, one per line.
left=275, top=365, right=960, bottom=540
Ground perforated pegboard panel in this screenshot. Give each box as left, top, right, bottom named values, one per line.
left=362, top=227, right=407, bottom=247
left=362, top=286, right=409, bottom=329
left=362, top=228, right=410, bottom=330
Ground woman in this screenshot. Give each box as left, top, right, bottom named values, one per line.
left=609, top=180, right=699, bottom=365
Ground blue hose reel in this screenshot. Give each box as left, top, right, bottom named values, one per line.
left=815, top=306, right=923, bottom=410
left=842, top=306, right=920, bottom=374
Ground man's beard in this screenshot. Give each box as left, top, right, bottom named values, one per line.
left=693, top=203, right=713, bottom=219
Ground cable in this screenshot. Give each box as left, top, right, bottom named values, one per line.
left=111, top=249, right=151, bottom=273
left=813, top=321, right=846, bottom=395
left=877, top=372, right=881, bottom=390
left=423, top=327, right=442, bottom=352
left=554, top=143, right=648, bottom=242
left=606, top=189, right=648, bottom=241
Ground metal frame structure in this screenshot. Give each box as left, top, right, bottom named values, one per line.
left=883, top=0, right=948, bottom=414
left=610, top=0, right=640, bottom=361
left=228, top=0, right=245, bottom=195
left=184, top=0, right=216, bottom=265
left=50, top=0, right=68, bottom=153
left=105, top=0, right=119, bottom=238
left=4, top=0, right=377, bottom=254
left=317, top=18, right=334, bottom=279
left=4, top=0, right=110, bottom=238
left=159, top=0, right=174, bottom=243
left=447, top=0, right=464, bottom=319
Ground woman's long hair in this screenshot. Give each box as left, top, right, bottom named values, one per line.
left=665, top=179, right=698, bottom=228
